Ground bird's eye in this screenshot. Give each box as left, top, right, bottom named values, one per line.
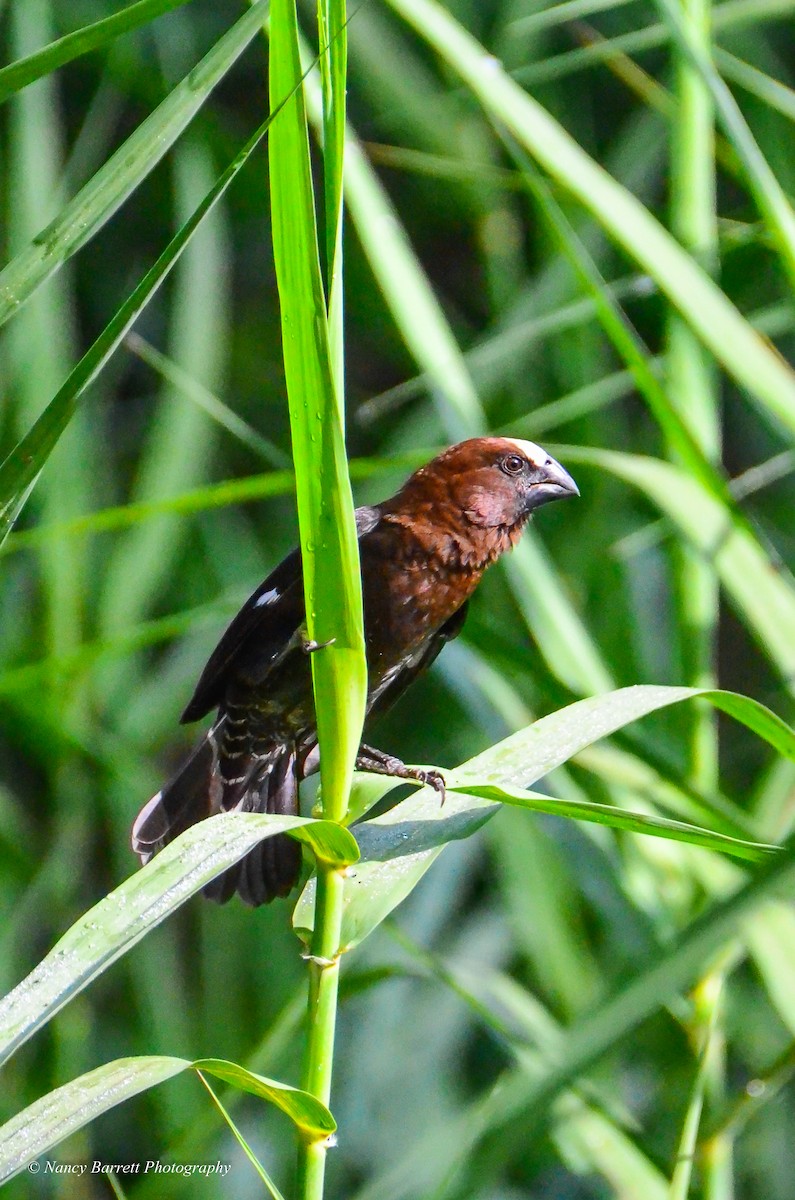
left=501, top=454, right=525, bottom=476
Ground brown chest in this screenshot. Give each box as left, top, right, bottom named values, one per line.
left=360, top=536, right=483, bottom=680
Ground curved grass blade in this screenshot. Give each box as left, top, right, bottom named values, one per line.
left=557, top=446, right=795, bottom=688
left=455, top=784, right=778, bottom=863
left=0, top=1055, right=334, bottom=1184
left=0, top=0, right=193, bottom=105
left=193, top=1059, right=336, bottom=1138
left=0, top=60, right=310, bottom=547
left=652, top=0, right=795, bottom=294
left=385, top=0, right=795, bottom=434
left=197, top=1073, right=286, bottom=1199
left=0, top=813, right=358, bottom=1068
left=0, top=453, right=423, bottom=558
left=514, top=0, right=795, bottom=89
left=291, top=686, right=795, bottom=948
left=0, top=0, right=268, bottom=330
left=468, top=846, right=795, bottom=1157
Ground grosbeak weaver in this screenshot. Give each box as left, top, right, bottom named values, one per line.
left=132, top=437, right=578, bottom=905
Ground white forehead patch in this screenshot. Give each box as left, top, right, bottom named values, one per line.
left=504, top=438, right=549, bottom=468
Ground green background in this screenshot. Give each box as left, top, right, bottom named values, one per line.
left=1, top=0, right=795, bottom=1196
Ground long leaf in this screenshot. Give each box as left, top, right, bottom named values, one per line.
left=557, top=446, right=795, bottom=688
left=652, top=0, right=795, bottom=294
left=385, top=0, right=795, bottom=435
left=0, top=1055, right=334, bottom=1184
left=0, top=66, right=298, bottom=546
left=455, top=784, right=777, bottom=863
left=291, top=686, right=795, bottom=948
left=268, top=0, right=366, bottom=821
left=0, top=0, right=268, bottom=329
left=0, top=813, right=358, bottom=1068
left=0, top=0, right=193, bottom=104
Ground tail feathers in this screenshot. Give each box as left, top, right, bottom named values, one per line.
left=132, top=731, right=302, bottom=906
left=132, top=732, right=221, bottom=863
left=205, top=746, right=301, bottom=906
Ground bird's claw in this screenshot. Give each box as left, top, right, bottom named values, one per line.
left=355, top=744, right=446, bottom=805
left=302, top=637, right=336, bottom=654
left=411, top=768, right=446, bottom=804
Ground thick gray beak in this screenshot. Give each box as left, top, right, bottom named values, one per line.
left=529, top=453, right=579, bottom=510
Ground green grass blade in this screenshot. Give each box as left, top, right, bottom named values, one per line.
left=440, top=844, right=795, bottom=1166
left=0, top=1055, right=334, bottom=1184
left=664, top=0, right=721, bottom=804
left=0, top=1056, right=187, bottom=1183
left=514, top=0, right=795, bottom=89
left=126, top=332, right=290, bottom=467
left=652, top=0, right=795, bottom=294
left=0, top=103, right=278, bottom=545
left=0, top=813, right=358, bottom=1068
left=668, top=1013, right=716, bottom=1199
left=317, top=0, right=347, bottom=398
left=385, top=0, right=795, bottom=432
left=292, top=686, right=795, bottom=948
left=457, top=686, right=795, bottom=783
left=717, top=50, right=795, bottom=123
left=509, top=0, right=640, bottom=36
left=197, top=1073, right=286, bottom=1198
left=455, top=784, right=777, bottom=863
left=558, top=446, right=795, bottom=688
left=0, top=0, right=193, bottom=104
left=268, top=0, right=366, bottom=822
left=0, top=0, right=269, bottom=329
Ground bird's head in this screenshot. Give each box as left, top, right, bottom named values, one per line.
left=401, top=437, right=579, bottom=532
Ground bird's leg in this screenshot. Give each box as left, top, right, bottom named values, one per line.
left=356, top=743, right=446, bottom=803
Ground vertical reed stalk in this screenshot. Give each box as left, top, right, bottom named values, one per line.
left=268, top=0, right=363, bottom=1194
left=666, top=4, right=731, bottom=1196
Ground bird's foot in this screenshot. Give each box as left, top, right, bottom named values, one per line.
left=356, top=744, right=446, bottom=804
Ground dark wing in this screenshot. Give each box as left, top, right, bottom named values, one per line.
left=365, top=601, right=469, bottom=727
left=181, top=548, right=304, bottom=722
left=181, top=505, right=383, bottom=724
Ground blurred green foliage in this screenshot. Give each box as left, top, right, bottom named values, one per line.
left=1, top=0, right=795, bottom=1196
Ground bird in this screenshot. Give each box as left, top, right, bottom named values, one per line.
left=132, top=437, right=579, bottom=905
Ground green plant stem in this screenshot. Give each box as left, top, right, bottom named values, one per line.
left=266, top=0, right=360, bottom=1193
left=665, top=4, right=731, bottom=1196
left=297, top=866, right=346, bottom=1198
left=666, top=0, right=720, bottom=789
left=669, top=967, right=727, bottom=1199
